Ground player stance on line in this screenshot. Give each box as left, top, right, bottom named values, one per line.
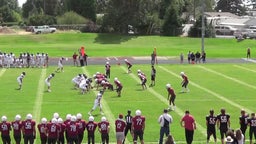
left=88, top=90, right=105, bottom=116
left=180, top=72, right=189, bottom=93
left=124, top=59, right=132, bottom=73
left=166, top=83, right=176, bottom=111
left=45, top=73, right=55, bottom=92
left=114, top=77, right=123, bottom=97
left=17, top=72, right=26, bottom=90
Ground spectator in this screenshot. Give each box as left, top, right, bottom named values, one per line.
left=190, top=52, right=195, bottom=64
left=79, top=53, right=84, bottom=66
left=72, top=52, right=78, bottom=66
left=226, top=129, right=237, bottom=144
left=225, top=136, right=234, bottom=144
left=187, top=51, right=191, bottom=64
left=115, top=114, right=126, bottom=144
left=151, top=51, right=156, bottom=65
left=132, top=110, right=146, bottom=144
left=201, top=51, right=206, bottom=63
left=158, top=109, right=173, bottom=144
left=165, top=134, right=176, bottom=144
left=180, top=110, right=196, bottom=144
left=180, top=53, right=184, bottom=64
left=235, top=129, right=244, bottom=144
left=0, top=116, right=11, bottom=144
left=84, top=53, right=88, bottom=66
left=247, top=47, right=251, bottom=59
left=195, top=51, right=201, bottom=63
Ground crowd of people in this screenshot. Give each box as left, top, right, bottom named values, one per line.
left=182, top=50, right=206, bottom=64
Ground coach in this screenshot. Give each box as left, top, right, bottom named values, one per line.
left=158, top=109, right=173, bottom=144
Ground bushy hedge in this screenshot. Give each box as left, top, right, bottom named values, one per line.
left=57, top=11, right=88, bottom=25
left=28, top=14, right=56, bottom=26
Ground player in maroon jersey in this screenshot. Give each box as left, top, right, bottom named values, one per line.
left=21, top=114, right=36, bottom=144
left=138, top=73, right=147, bottom=90
left=115, top=114, right=126, bottom=144
left=0, top=116, right=12, bottom=144
left=64, top=114, right=72, bottom=143
left=124, top=59, right=132, bottom=73
left=132, top=110, right=146, bottom=144
left=105, top=61, right=111, bottom=78
left=101, top=80, right=114, bottom=91
left=66, top=116, right=79, bottom=144
left=166, top=83, right=176, bottom=111
left=98, top=116, right=110, bottom=144
left=86, top=116, right=97, bottom=144
left=180, top=72, right=189, bottom=92
left=37, top=118, right=48, bottom=144
left=11, top=115, right=22, bottom=144
left=76, top=113, right=86, bottom=144
left=114, top=77, right=123, bottom=97
left=45, top=118, right=60, bottom=144
left=57, top=118, right=66, bottom=144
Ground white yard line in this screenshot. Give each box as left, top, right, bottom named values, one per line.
left=120, top=66, right=208, bottom=137
left=233, top=65, right=256, bottom=73
left=0, top=69, right=6, bottom=77
left=197, top=65, right=256, bottom=90
left=159, top=66, right=253, bottom=114
left=242, top=58, right=256, bottom=63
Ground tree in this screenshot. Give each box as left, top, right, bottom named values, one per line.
left=215, top=0, right=247, bottom=15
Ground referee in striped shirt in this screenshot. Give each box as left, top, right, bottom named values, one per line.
left=123, top=110, right=133, bottom=144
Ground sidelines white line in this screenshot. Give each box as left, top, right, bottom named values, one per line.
left=242, top=58, right=256, bottom=63
left=233, top=64, right=256, bottom=73
left=159, top=66, right=253, bottom=114
left=0, top=69, right=6, bottom=77
left=197, top=65, right=256, bottom=90
left=120, top=66, right=208, bottom=138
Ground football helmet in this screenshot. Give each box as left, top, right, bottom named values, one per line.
left=101, top=116, right=107, bottom=122
left=15, top=115, right=21, bottom=121
left=89, top=116, right=94, bottom=121
left=76, top=113, right=82, bottom=119
left=135, top=110, right=141, bottom=116
left=26, top=114, right=32, bottom=120
left=1, top=116, right=7, bottom=121
left=41, top=118, right=47, bottom=124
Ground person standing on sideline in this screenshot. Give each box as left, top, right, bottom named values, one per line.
left=151, top=51, right=156, bottom=65
left=247, top=47, right=251, bottom=59
left=166, top=84, right=176, bottom=111
left=45, top=73, right=55, bottom=92
left=123, top=110, right=133, bottom=144
left=114, top=77, right=123, bottom=97
left=22, top=114, right=36, bottom=144
left=132, top=110, right=146, bottom=144
left=180, top=72, right=189, bottom=93
left=72, top=52, right=78, bottom=66
left=115, top=114, right=126, bottom=144
left=239, top=109, right=248, bottom=142
left=98, top=116, right=110, bottom=144
left=17, top=72, right=26, bottom=90
left=187, top=51, right=191, bottom=64
left=11, top=115, right=22, bottom=144
left=158, top=109, right=173, bottom=144
left=201, top=51, right=206, bottom=63
left=55, top=57, right=65, bottom=73
left=0, top=116, right=11, bottom=144
left=84, top=53, right=88, bottom=66
left=216, top=108, right=230, bottom=144
left=247, top=112, right=256, bottom=144
left=124, top=59, right=132, bottom=73
left=150, top=65, right=156, bottom=87
left=180, top=110, right=196, bottom=144
left=86, top=116, right=97, bottom=144
left=206, top=109, right=217, bottom=144
left=105, top=61, right=111, bottom=79
left=37, top=118, right=48, bottom=144
left=180, top=53, right=184, bottom=64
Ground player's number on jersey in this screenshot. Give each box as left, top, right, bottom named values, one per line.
left=117, top=122, right=122, bottom=129
left=88, top=124, right=95, bottom=130
left=136, top=119, right=142, bottom=125
left=209, top=118, right=215, bottom=124
left=101, top=124, right=107, bottom=130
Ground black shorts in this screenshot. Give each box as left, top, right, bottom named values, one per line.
left=117, top=86, right=123, bottom=92
left=141, top=79, right=147, bottom=85
left=182, top=81, right=188, bottom=88
left=133, top=130, right=144, bottom=141
left=151, top=75, right=155, bottom=81
left=219, top=128, right=228, bottom=139
left=170, top=96, right=176, bottom=103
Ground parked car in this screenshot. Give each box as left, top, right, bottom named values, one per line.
left=233, top=29, right=250, bottom=39
left=247, top=26, right=256, bottom=39
left=32, top=25, right=56, bottom=34
left=214, top=25, right=237, bottom=35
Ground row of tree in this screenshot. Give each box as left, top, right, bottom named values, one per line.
left=0, top=0, right=253, bottom=35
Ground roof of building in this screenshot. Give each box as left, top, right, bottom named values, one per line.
left=205, top=12, right=240, bottom=19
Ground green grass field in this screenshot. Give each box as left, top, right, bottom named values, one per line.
left=1, top=62, right=256, bottom=144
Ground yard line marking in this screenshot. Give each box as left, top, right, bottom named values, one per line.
left=159, top=66, right=253, bottom=114
left=242, top=58, right=256, bottom=63
left=197, top=65, right=256, bottom=90
left=120, top=66, right=208, bottom=138
left=82, top=67, right=118, bottom=140
left=33, top=69, right=46, bottom=123
left=233, top=65, right=256, bottom=73
left=0, top=69, right=6, bottom=77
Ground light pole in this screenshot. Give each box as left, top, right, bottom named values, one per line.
left=201, top=0, right=205, bottom=53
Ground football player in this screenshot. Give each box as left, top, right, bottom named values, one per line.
left=132, top=110, right=146, bottom=144
left=216, top=108, right=230, bottom=144
left=166, top=83, right=176, bottom=111
left=88, top=90, right=105, bottom=116
left=98, top=116, right=110, bottom=144
left=37, top=118, right=48, bottom=144
left=55, top=57, right=65, bottom=73
left=21, top=114, right=36, bottom=144
left=17, top=72, right=26, bottom=90
left=138, top=73, right=147, bottom=90
left=180, top=72, right=189, bottom=92
left=45, top=118, right=60, bottom=144
left=150, top=65, right=156, bottom=87
left=206, top=110, right=217, bottom=144
left=124, top=59, right=132, bottom=73
left=66, top=116, right=79, bottom=144
left=45, top=73, right=55, bottom=92
left=86, top=116, right=98, bottom=144
left=57, top=118, right=66, bottom=144
left=76, top=113, right=86, bottom=144
left=115, top=114, right=126, bottom=144
left=239, top=109, right=249, bottom=142
left=105, top=61, right=111, bottom=78
left=11, top=115, right=22, bottom=144
left=114, top=77, right=123, bottom=97
left=0, top=116, right=11, bottom=144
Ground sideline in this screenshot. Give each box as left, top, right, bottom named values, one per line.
left=233, top=65, right=256, bottom=73
left=159, top=66, right=253, bottom=114
left=242, top=58, right=256, bottom=63
left=120, top=66, right=208, bottom=138
left=0, top=69, right=6, bottom=77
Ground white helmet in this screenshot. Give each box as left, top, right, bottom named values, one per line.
left=137, top=69, right=141, bottom=73
left=76, top=113, right=82, bottom=119
left=124, top=59, right=127, bottom=61
left=101, top=116, right=107, bottom=122
left=89, top=116, right=94, bottom=121
left=66, top=114, right=72, bottom=120
left=41, top=118, right=47, bottom=124
left=51, top=118, right=57, bottom=124
left=96, top=72, right=100, bottom=75
left=180, top=72, right=185, bottom=76
left=53, top=112, right=59, bottom=119
left=1, top=116, right=7, bottom=122
left=71, top=116, right=77, bottom=122
left=166, top=83, right=171, bottom=88
left=57, top=118, right=63, bottom=123
left=106, top=61, right=109, bottom=64
left=93, top=74, right=96, bottom=78
left=101, top=80, right=105, bottom=84
left=15, top=115, right=21, bottom=121
left=114, top=77, right=118, bottom=81
left=135, top=110, right=141, bottom=116
left=26, top=114, right=32, bottom=120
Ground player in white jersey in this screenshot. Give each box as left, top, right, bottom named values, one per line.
left=17, top=72, right=26, bottom=90
left=45, top=73, right=55, bottom=92
left=56, top=57, right=65, bottom=72
left=88, top=90, right=105, bottom=116
left=72, top=74, right=82, bottom=89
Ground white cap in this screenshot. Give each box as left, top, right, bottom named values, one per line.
left=76, top=113, right=82, bottom=119
left=180, top=72, right=185, bottom=75
left=41, top=118, right=47, bottom=124
left=114, top=77, right=118, bottom=81
left=15, top=115, right=21, bottom=121
left=166, top=83, right=171, bottom=88
left=53, top=112, right=59, bottom=119
left=51, top=118, right=57, bottom=124
left=1, top=116, right=7, bottom=121
left=101, top=116, right=107, bottom=122
left=135, top=110, right=141, bottom=116
left=89, top=116, right=94, bottom=121
left=71, top=116, right=77, bottom=122
left=66, top=114, right=72, bottom=120
left=26, top=114, right=32, bottom=120
left=57, top=118, right=63, bottom=123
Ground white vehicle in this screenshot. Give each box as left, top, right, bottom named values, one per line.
left=247, top=26, right=256, bottom=39
left=32, top=25, right=56, bottom=34
left=214, top=25, right=237, bottom=35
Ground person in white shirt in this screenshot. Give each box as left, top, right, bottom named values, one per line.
left=158, top=109, right=173, bottom=144
left=17, top=72, right=26, bottom=90
left=88, top=90, right=104, bottom=116
left=45, top=73, right=55, bottom=92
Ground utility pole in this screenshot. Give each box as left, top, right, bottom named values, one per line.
left=201, top=0, right=205, bottom=53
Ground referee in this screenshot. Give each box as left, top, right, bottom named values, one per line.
left=123, top=110, right=133, bottom=144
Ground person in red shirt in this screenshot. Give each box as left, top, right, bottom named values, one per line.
left=57, top=118, right=66, bottom=144
left=132, top=110, right=145, bottom=144
left=180, top=72, right=189, bottom=93
left=11, top=115, right=22, bottom=144
left=124, top=59, right=132, bottom=73
left=73, top=52, right=79, bottom=66
left=64, top=114, right=72, bottom=143
left=138, top=73, right=147, bottom=90
left=166, top=83, right=176, bottom=111
left=180, top=110, right=196, bottom=144
left=115, top=114, right=126, bottom=144
left=46, top=118, right=60, bottom=144
left=37, top=118, right=48, bottom=144
left=114, top=77, right=123, bottom=97
left=98, top=116, right=110, bottom=144
left=76, top=113, right=86, bottom=144
left=86, top=116, right=97, bottom=144
left=22, top=114, right=36, bottom=144
left=66, top=116, right=79, bottom=144
left=0, top=116, right=11, bottom=144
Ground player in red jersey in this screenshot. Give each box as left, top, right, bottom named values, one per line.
left=0, top=116, right=12, bottom=144
left=76, top=113, right=86, bottom=144
left=86, top=116, right=97, bottom=144
left=57, top=118, right=66, bottom=144
left=115, top=114, right=126, bottom=144
left=11, top=115, right=22, bottom=144
left=166, top=83, right=176, bottom=111
left=98, top=116, right=110, bottom=144
left=37, top=118, right=48, bottom=144
left=21, top=114, right=36, bottom=144
left=180, top=72, right=189, bottom=92
left=132, top=110, right=146, bottom=144
left=101, top=80, right=114, bottom=91
left=46, top=118, right=60, bottom=144
left=66, top=116, right=79, bottom=144
left=124, top=59, right=132, bottom=73
left=138, top=73, right=147, bottom=90
left=114, top=77, right=123, bottom=97
left=64, top=114, right=72, bottom=143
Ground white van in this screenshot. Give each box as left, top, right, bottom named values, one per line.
left=214, top=25, right=237, bottom=35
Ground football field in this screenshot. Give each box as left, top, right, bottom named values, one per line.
left=0, top=62, right=255, bottom=144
